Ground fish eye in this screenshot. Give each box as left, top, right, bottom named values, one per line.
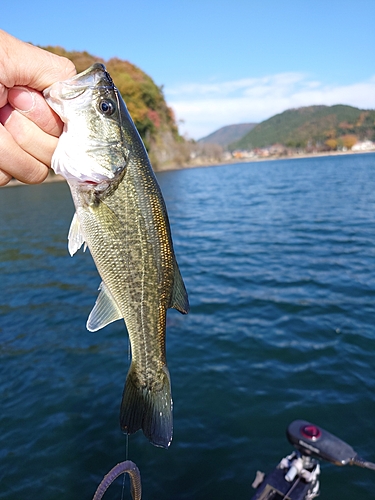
left=98, top=99, right=116, bottom=116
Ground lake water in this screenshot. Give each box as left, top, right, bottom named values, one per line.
left=1, top=153, right=375, bottom=499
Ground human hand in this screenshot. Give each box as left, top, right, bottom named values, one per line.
left=0, top=30, right=76, bottom=186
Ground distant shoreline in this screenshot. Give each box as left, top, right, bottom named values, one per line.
left=158, top=148, right=375, bottom=172
left=4, top=149, right=375, bottom=187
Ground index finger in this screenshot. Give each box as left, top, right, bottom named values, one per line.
left=0, top=30, right=76, bottom=91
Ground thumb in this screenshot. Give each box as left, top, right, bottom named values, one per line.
left=8, top=86, right=62, bottom=136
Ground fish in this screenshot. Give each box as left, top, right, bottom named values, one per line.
left=43, top=64, right=189, bottom=448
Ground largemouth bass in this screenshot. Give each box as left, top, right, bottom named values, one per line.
left=43, top=64, right=189, bottom=448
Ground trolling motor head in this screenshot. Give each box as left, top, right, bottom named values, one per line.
left=287, top=419, right=356, bottom=466
left=287, top=419, right=375, bottom=470
left=251, top=419, right=375, bottom=500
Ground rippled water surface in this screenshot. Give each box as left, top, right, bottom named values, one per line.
left=1, top=153, right=375, bottom=499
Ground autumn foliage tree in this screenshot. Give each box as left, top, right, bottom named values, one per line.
left=325, top=139, right=338, bottom=150
left=341, top=134, right=357, bottom=149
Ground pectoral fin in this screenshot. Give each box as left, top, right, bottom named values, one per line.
left=170, top=262, right=189, bottom=314
left=86, top=282, right=123, bottom=332
left=68, top=212, right=86, bottom=256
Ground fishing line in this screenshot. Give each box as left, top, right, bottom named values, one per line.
left=120, top=434, right=130, bottom=500
left=121, top=101, right=131, bottom=500
left=120, top=463, right=126, bottom=500
left=126, top=431, right=129, bottom=460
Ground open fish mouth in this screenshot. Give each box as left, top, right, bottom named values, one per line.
left=43, top=64, right=126, bottom=184
left=43, top=63, right=117, bottom=120
left=44, top=63, right=112, bottom=101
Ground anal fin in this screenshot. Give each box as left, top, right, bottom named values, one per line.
left=170, top=262, right=189, bottom=314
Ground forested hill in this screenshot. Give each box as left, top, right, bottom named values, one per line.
left=230, top=105, right=375, bottom=151
left=42, top=46, right=183, bottom=170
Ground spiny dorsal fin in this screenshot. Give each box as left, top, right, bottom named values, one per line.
left=87, top=282, right=123, bottom=332
left=68, top=212, right=86, bottom=256
left=170, top=262, right=189, bottom=314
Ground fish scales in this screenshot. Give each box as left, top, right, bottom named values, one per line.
left=73, top=178, right=169, bottom=383
left=44, top=64, right=189, bottom=448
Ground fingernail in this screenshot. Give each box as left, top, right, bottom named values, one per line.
left=9, top=86, right=36, bottom=113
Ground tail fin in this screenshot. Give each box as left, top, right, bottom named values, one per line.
left=120, top=364, right=173, bottom=448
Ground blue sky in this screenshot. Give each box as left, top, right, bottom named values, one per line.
left=2, top=0, right=375, bottom=139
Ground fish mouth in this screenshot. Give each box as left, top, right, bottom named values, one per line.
left=43, top=63, right=113, bottom=101
left=43, top=63, right=124, bottom=186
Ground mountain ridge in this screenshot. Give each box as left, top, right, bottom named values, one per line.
left=229, top=104, right=375, bottom=151
left=198, top=123, right=257, bottom=147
